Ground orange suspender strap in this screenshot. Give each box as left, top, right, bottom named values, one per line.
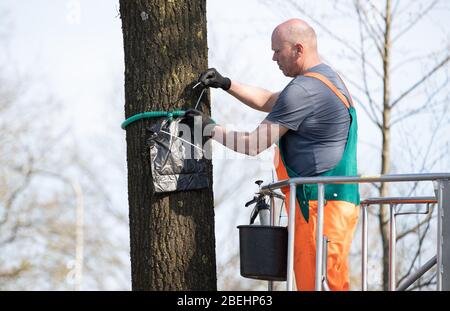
left=336, top=74, right=355, bottom=107
left=303, top=72, right=352, bottom=109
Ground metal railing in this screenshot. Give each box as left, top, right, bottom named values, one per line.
left=260, top=173, right=450, bottom=291
left=360, top=196, right=436, bottom=291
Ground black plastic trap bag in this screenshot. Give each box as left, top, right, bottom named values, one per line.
left=147, top=117, right=209, bottom=193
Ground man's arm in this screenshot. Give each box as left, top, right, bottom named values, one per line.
left=198, top=68, right=280, bottom=113
left=211, top=120, right=288, bottom=156
left=227, top=81, right=280, bottom=113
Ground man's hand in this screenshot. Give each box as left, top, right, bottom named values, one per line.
left=198, top=68, right=231, bottom=90
left=182, top=108, right=217, bottom=137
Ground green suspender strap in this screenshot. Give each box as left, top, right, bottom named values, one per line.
left=278, top=72, right=360, bottom=222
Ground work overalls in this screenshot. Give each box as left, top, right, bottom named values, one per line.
left=275, top=72, right=360, bottom=291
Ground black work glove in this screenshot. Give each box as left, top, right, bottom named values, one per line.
left=182, top=108, right=217, bottom=137
left=198, top=68, right=231, bottom=90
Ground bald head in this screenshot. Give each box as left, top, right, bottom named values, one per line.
left=272, top=18, right=317, bottom=51
left=271, top=19, right=321, bottom=77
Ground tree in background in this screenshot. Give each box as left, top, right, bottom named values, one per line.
left=0, top=77, right=130, bottom=290
left=119, top=0, right=217, bottom=290
left=0, top=11, right=130, bottom=290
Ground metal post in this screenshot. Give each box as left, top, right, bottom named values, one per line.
left=322, top=236, right=329, bottom=291
left=315, top=183, right=325, bottom=291
left=441, top=180, right=450, bottom=290
left=270, top=196, right=275, bottom=226
left=436, top=180, right=445, bottom=290
left=268, top=195, right=274, bottom=292
left=396, top=256, right=437, bottom=291
left=362, top=205, right=368, bottom=291
left=286, top=183, right=296, bottom=291
left=389, top=204, right=396, bottom=291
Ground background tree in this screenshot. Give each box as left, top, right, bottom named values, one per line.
left=119, top=0, right=217, bottom=290
left=0, top=76, right=130, bottom=290
left=0, top=9, right=130, bottom=290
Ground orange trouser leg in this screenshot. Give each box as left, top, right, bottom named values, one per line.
left=274, top=148, right=359, bottom=290
left=289, top=200, right=360, bottom=291
left=281, top=192, right=359, bottom=290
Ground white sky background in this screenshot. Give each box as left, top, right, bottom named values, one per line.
left=1, top=0, right=449, bottom=290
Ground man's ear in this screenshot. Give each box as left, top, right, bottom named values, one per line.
left=294, top=43, right=303, bottom=56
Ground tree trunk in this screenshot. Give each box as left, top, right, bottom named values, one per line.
left=120, top=0, right=216, bottom=290
left=379, top=0, right=392, bottom=291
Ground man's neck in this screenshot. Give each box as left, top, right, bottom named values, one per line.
left=301, top=56, right=322, bottom=74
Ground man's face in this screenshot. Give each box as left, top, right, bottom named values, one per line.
left=271, top=33, right=300, bottom=77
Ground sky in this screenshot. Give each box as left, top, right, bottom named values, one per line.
left=1, top=1, right=124, bottom=137
left=1, top=0, right=449, bottom=290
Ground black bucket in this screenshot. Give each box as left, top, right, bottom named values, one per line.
left=237, top=225, right=288, bottom=281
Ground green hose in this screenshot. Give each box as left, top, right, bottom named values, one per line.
left=121, top=110, right=186, bottom=129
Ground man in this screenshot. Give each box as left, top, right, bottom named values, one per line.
left=186, top=18, right=360, bottom=291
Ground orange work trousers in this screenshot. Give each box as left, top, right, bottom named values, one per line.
left=275, top=152, right=360, bottom=290
left=286, top=198, right=359, bottom=291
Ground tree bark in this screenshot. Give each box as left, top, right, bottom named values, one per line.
left=120, top=0, right=216, bottom=290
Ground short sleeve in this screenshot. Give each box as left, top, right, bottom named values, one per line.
left=265, top=83, right=314, bottom=131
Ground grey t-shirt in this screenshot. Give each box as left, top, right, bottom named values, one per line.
left=266, top=63, right=351, bottom=177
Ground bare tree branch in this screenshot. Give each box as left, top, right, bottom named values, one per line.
left=0, top=262, right=30, bottom=279
left=327, top=63, right=384, bottom=128
left=0, top=220, right=32, bottom=245
left=391, top=55, right=450, bottom=108
left=367, top=0, right=386, bottom=20
left=368, top=205, right=381, bottom=217
left=396, top=205, right=434, bottom=240
left=391, top=50, right=447, bottom=74
left=392, top=0, right=439, bottom=43
left=414, top=86, right=447, bottom=173
left=428, top=142, right=450, bottom=170
left=407, top=272, right=436, bottom=291
left=390, top=0, right=401, bottom=20
left=281, top=0, right=383, bottom=78
left=355, top=0, right=384, bottom=56
left=397, top=99, right=448, bottom=199
left=391, top=77, right=448, bottom=126
left=0, top=158, right=34, bottom=226
left=355, top=3, right=382, bottom=126
left=338, top=82, right=383, bottom=129
left=397, top=216, right=431, bottom=286
left=347, top=92, right=383, bottom=129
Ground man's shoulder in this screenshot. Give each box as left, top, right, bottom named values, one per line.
left=278, top=79, right=310, bottom=103
left=289, top=73, right=324, bottom=94
left=292, top=64, right=342, bottom=94
left=306, top=63, right=336, bottom=76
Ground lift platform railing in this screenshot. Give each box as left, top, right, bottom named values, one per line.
left=360, top=196, right=437, bottom=291
left=259, top=173, right=450, bottom=291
